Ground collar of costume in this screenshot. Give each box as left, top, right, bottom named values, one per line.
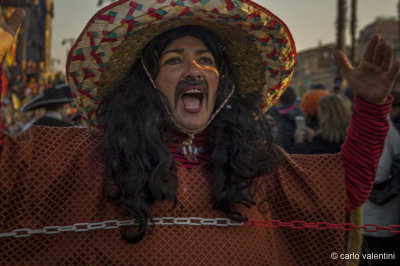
left=66, top=0, right=296, bottom=126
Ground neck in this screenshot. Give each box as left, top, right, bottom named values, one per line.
left=170, top=129, right=208, bottom=147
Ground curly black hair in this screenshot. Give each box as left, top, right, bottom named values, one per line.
left=97, top=25, right=281, bottom=243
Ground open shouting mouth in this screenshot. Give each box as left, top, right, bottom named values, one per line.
left=175, top=80, right=208, bottom=113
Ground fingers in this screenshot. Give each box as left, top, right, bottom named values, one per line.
left=6, top=8, right=25, bottom=35
left=334, top=49, right=354, bottom=76
left=388, top=60, right=400, bottom=82
left=372, top=38, right=386, bottom=66
left=363, top=35, right=380, bottom=63
left=362, top=35, right=395, bottom=73
left=380, top=42, right=393, bottom=72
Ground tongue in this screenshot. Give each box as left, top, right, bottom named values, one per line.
left=181, top=95, right=201, bottom=109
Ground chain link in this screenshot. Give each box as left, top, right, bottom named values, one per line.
left=0, top=217, right=244, bottom=238
left=2, top=218, right=400, bottom=239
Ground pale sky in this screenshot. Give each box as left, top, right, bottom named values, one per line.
left=51, top=0, right=398, bottom=72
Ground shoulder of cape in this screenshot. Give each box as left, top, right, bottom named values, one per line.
left=272, top=144, right=343, bottom=175
left=10, top=126, right=103, bottom=150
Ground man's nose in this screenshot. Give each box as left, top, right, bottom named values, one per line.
left=182, top=59, right=202, bottom=79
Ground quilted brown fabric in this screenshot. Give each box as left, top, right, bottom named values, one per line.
left=0, top=126, right=348, bottom=265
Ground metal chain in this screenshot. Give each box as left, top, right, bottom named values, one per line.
left=0, top=217, right=243, bottom=238
left=2, top=218, right=400, bottom=239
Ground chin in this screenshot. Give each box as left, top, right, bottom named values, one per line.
left=179, top=119, right=208, bottom=132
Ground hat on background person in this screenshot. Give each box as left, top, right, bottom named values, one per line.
left=300, top=89, right=330, bottom=116
left=21, top=83, right=73, bottom=112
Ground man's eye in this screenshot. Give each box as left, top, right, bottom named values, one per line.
left=198, top=57, right=214, bottom=65
left=165, top=57, right=182, bottom=64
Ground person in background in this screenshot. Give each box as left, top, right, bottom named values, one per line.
left=268, top=86, right=302, bottom=151
left=344, top=86, right=355, bottom=104
left=360, top=92, right=400, bottom=266
left=310, top=83, right=327, bottom=91
left=390, top=90, right=400, bottom=132
left=21, top=83, right=73, bottom=128
left=291, top=94, right=352, bottom=154
left=299, top=89, right=330, bottom=130
left=67, top=109, right=88, bottom=128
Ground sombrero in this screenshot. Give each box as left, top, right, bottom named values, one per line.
left=21, top=83, right=73, bottom=112
left=67, top=0, right=296, bottom=125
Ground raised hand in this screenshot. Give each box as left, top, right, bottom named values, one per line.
left=334, top=35, right=400, bottom=104
left=0, top=8, right=25, bottom=60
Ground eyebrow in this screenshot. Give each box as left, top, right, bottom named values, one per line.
left=161, top=48, right=212, bottom=56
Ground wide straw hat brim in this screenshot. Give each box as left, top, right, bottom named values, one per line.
left=67, top=0, right=296, bottom=125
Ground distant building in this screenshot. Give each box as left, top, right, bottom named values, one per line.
left=292, top=17, right=400, bottom=95
left=358, top=17, right=399, bottom=59
left=291, top=43, right=339, bottom=97
left=358, top=17, right=400, bottom=89
left=8, top=0, right=54, bottom=81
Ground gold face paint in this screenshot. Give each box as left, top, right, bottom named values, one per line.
left=192, top=60, right=220, bottom=77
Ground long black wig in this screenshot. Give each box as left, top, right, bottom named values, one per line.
left=97, top=25, right=282, bottom=243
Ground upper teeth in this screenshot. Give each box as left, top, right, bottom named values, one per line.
left=185, top=89, right=201, bottom=94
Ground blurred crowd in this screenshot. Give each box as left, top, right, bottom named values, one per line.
left=1, top=66, right=85, bottom=135
left=267, top=84, right=400, bottom=154
left=0, top=4, right=85, bottom=135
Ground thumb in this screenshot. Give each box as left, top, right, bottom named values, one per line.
left=334, top=50, right=353, bottom=76
left=6, top=8, right=26, bottom=35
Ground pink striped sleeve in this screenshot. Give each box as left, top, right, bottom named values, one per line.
left=342, top=95, right=392, bottom=211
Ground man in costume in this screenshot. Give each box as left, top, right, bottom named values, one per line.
left=0, top=1, right=399, bottom=265
left=21, top=83, right=74, bottom=128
